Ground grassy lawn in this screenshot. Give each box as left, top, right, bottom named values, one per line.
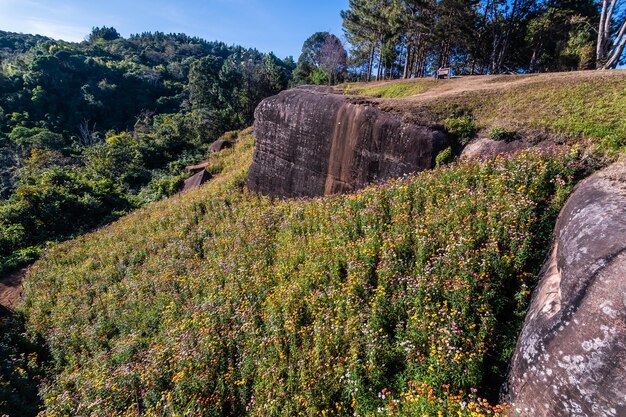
left=345, top=79, right=441, bottom=98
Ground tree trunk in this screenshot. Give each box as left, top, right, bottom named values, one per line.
left=377, top=46, right=384, bottom=81
left=489, top=0, right=500, bottom=73
left=605, top=18, right=626, bottom=68
left=597, top=0, right=619, bottom=66
left=496, top=0, right=518, bottom=72
left=597, top=0, right=626, bottom=69
left=367, top=42, right=376, bottom=82
left=403, top=40, right=411, bottom=79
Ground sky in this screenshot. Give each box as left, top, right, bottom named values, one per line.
left=0, top=0, right=349, bottom=58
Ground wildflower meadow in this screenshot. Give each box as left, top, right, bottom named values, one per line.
left=23, top=130, right=581, bottom=417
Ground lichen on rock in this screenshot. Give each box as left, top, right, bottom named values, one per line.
left=504, top=160, right=626, bottom=417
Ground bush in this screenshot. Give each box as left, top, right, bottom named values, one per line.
left=310, top=68, right=329, bottom=85
left=489, top=127, right=518, bottom=142
left=444, top=115, right=477, bottom=145
left=0, top=246, right=42, bottom=276
left=0, top=223, right=25, bottom=256
left=435, top=146, right=454, bottom=167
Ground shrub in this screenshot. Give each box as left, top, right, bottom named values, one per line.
left=0, top=313, right=46, bottom=417
left=435, top=146, right=454, bottom=167
left=489, top=127, right=518, bottom=142
left=444, top=115, right=477, bottom=145
left=0, top=246, right=42, bottom=276
left=311, top=68, right=329, bottom=85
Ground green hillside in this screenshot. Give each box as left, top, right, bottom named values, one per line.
left=349, top=71, right=626, bottom=155
left=3, top=0, right=626, bottom=413
left=20, top=126, right=582, bottom=416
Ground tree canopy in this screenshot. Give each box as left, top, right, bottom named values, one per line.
left=292, top=32, right=348, bottom=85
left=340, top=0, right=624, bottom=80
left=0, top=29, right=294, bottom=273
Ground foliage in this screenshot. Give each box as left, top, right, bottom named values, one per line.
left=443, top=115, right=477, bottom=146
left=23, top=135, right=581, bottom=416
left=340, top=0, right=609, bottom=80
left=88, top=26, right=121, bottom=42
left=489, top=128, right=518, bottom=142
left=435, top=146, right=453, bottom=167
left=292, top=32, right=347, bottom=86
left=0, top=30, right=292, bottom=274
left=0, top=247, right=42, bottom=277
left=0, top=312, right=46, bottom=417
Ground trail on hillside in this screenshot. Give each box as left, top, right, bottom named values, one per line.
left=376, top=70, right=626, bottom=104
left=0, top=268, right=26, bottom=313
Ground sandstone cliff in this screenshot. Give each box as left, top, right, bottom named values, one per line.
left=505, top=160, right=626, bottom=417
left=247, top=87, right=449, bottom=197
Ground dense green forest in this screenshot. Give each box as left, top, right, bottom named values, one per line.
left=0, top=28, right=294, bottom=273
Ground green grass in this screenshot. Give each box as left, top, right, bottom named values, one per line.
left=346, top=80, right=440, bottom=98
left=474, top=78, right=626, bottom=146
left=360, top=73, right=626, bottom=156
left=381, top=73, right=626, bottom=155
left=22, top=127, right=581, bottom=417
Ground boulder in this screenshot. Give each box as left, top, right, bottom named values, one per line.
left=209, top=140, right=233, bottom=153
left=504, top=160, right=626, bottom=417
left=183, top=169, right=211, bottom=192
left=186, top=160, right=210, bottom=174
left=461, top=137, right=528, bottom=160
left=247, top=87, right=449, bottom=198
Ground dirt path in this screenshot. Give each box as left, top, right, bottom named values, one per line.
left=0, top=268, right=27, bottom=313
left=376, top=70, right=626, bottom=105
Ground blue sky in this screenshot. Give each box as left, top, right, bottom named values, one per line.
left=0, top=0, right=349, bottom=58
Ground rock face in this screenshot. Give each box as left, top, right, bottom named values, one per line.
left=247, top=87, right=449, bottom=197
left=504, top=160, right=626, bottom=417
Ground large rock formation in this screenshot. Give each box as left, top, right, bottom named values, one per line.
left=504, top=160, right=626, bottom=417
left=247, top=87, right=449, bottom=197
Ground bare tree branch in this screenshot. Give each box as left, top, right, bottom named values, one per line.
left=78, top=119, right=98, bottom=147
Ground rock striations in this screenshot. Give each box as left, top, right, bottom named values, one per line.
left=247, top=86, right=449, bottom=197
left=504, top=160, right=626, bottom=417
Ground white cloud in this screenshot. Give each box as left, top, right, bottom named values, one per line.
left=26, top=18, right=89, bottom=41
left=0, top=0, right=89, bottom=41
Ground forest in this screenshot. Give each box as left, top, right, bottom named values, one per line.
left=0, top=28, right=294, bottom=274
left=341, top=0, right=626, bottom=80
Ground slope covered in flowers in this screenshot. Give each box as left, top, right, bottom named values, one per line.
left=23, top=130, right=580, bottom=417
